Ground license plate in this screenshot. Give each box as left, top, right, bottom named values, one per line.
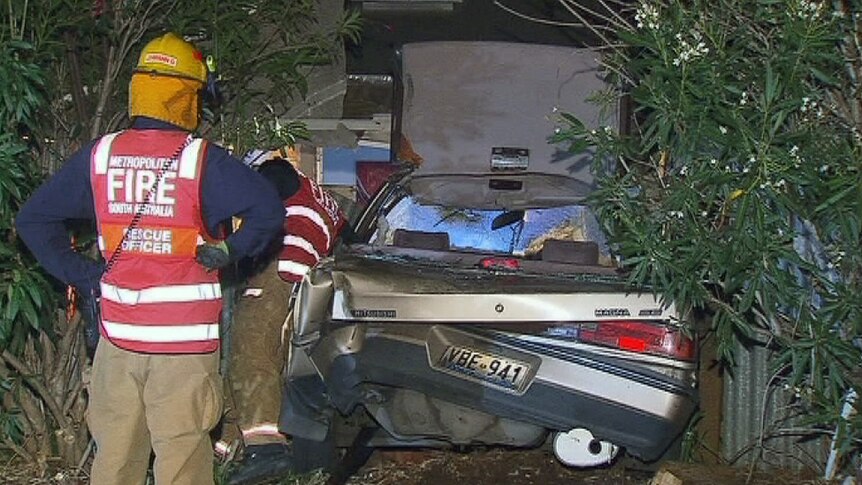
left=437, top=346, right=532, bottom=393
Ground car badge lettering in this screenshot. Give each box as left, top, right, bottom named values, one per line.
left=594, top=308, right=630, bottom=317
left=639, top=308, right=663, bottom=316
left=351, top=309, right=396, bottom=319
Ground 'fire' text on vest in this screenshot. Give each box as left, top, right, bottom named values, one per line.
left=107, top=167, right=177, bottom=205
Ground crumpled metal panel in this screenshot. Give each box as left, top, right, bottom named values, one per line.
left=293, top=266, right=334, bottom=339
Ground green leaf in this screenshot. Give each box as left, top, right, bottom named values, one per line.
left=765, top=64, right=777, bottom=104
left=809, top=67, right=837, bottom=85
left=559, top=113, right=586, bottom=132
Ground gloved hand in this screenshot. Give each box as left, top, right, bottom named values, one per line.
left=196, top=240, right=231, bottom=271
left=77, top=288, right=101, bottom=357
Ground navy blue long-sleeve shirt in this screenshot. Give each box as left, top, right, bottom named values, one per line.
left=15, top=117, right=284, bottom=292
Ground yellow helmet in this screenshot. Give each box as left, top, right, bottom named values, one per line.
left=134, top=32, right=207, bottom=84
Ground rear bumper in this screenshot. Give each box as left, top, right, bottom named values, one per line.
left=285, top=324, right=697, bottom=461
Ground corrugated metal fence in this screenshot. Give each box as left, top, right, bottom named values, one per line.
left=722, top=340, right=830, bottom=473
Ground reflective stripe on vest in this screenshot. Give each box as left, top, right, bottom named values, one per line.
left=93, top=133, right=120, bottom=175
left=98, top=225, right=201, bottom=258
left=179, top=138, right=203, bottom=179
left=94, top=133, right=200, bottom=180
left=241, top=424, right=281, bottom=438
left=101, top=282, right=221, bottom=305
left=102, top=320, right=219, bottom=343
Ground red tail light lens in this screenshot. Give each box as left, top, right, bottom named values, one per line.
left=578, top=320, right=695, bottom=360
left=480, top=257, right=521, bottom=270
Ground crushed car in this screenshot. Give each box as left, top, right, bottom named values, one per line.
left=281, top=41, right=698, bottom=473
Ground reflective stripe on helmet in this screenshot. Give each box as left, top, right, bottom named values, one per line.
left=135, top=33, right=207, bottom=83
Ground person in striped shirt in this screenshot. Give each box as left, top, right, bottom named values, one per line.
left=218, top=151, right=347, bottom=485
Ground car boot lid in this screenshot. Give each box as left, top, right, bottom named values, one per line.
left=321, top=254, right=677, bottom=323
left=400, top=42, right=617, bottom=208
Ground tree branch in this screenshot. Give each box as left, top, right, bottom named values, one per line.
left=0, top=350, right=70, bottom=431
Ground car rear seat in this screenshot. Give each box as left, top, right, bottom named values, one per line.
left=541, top=240, right=599, bottom=265
left=392, top=229, right=450, bottom=250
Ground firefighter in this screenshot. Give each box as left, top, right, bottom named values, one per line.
left=15, top=33, right=283, bottom=485
left=216, top=151, right=347, bottom=485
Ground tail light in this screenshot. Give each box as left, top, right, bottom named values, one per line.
left=480, top=257, right=521, bottom=270
left=578, top=320, right=695, bottom=360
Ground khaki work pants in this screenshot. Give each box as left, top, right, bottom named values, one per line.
left=221, top=258, right=293, bottom=449
left=88, top=339, right=222, bottom=485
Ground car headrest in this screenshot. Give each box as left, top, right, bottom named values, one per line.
left=541, top=240, right=599, bottom=265
left=392, top=229, right=450, bottom=251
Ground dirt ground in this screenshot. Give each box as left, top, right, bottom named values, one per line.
left=348, top=448, right=651, bottom=485
left=0, top=448, right=834, bottom=485
left=346, top=448, right=831, bottom=485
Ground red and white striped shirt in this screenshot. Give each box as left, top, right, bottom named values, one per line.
left=278, top=173, right=346, bottom=282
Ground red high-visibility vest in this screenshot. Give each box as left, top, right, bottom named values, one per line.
left=90, top=129, right=222, bottom=353
left=278, top=173, right=345, bottom=282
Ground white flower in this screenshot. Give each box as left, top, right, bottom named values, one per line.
left=635, top=3, right=660, bottom=30
left=719, top=126, right=728, bottom=135
left=672, top=30, right=710, bottom=67
left=710, top=158, right=718, bottom=166
left=743, top=167, right=750, bottom=174
left=790, top=145, right=799, bottom=156
left=680, top=165, right=689, bottom=176
left=740, top=92, right=749, bottom=106
left=797, top=0, right=822, bottom=20
left=701, top=211, right=708, bottom=217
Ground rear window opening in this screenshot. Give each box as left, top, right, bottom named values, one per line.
left=368, top=189, right=616, bottom=267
